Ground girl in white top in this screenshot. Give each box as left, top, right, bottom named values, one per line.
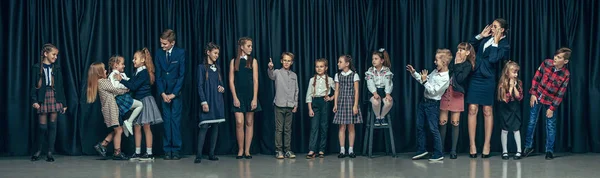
left=365, top=48, right=394, bottom=126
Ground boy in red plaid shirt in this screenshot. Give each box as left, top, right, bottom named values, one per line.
left=523, top=47, right=571, bottom=160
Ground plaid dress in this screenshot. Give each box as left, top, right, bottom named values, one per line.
left=333, top=72, right=362, bottom=124
left=115, top=94, right=133, bottom=116
left=38, top=87, right=64, bottom=114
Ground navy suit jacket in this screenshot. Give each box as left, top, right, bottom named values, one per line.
left=469, top=35, right=510, bottom=78
left=155, top=47, right=185, bottom=96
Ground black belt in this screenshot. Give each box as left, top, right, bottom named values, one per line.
left=423, top=98, right=439, bottom=103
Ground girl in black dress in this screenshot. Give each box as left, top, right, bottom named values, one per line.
left=497, top=61, right=523, bottom=160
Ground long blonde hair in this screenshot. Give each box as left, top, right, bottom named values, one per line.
left=86, top=62, right=106, bottom=103
left=497, top=60, right=521, bottom=101
left=135, top=48, right=156, bottom=85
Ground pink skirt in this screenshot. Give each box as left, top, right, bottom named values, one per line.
left=440, top=85, right=464, bottom=112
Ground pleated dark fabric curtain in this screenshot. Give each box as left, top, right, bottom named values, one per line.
left=1, top=0, right=598, bottom=156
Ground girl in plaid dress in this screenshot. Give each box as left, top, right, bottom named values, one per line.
left=30, top=44, right=67, bottom=162
left=333, top=55, right=362, bottom=158
left=87, top=62, right=130, bottom=160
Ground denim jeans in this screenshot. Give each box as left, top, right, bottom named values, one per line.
left=416, top=99, right=443, bottom=158
left=525, top=100, right=557, bottom=153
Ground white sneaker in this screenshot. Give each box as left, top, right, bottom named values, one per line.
left=123, top=120, right=133, bottom=137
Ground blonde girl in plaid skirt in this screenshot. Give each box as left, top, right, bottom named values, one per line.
left=30, top=44, right=67, bottom=162
left=333, top=55, right=362, bottom=158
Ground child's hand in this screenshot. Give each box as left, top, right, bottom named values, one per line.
left=161, top=93, right=171, bottom=103
left=202, top=104, right=209, bottom=112
left=406, top=65, right=416, bottom=73
left=546, top=109, right=554, bottom=118
left=233, top=98, right=241, bottom=108
left=308, top=109, right=315, bottom=117
left=168, top=94, right=176, bottom=100
left=32, top=103, right=40, bottom=110
left=62, top=107, right=68, bottom=114
left=509, top=78, right=517, bottom=88
left=251, top=99, right=257, bottom=110
left=114, top=73, right=122, bottom=81
left=353, top=106, right=359, bottom=115
left=268, top=58, right=274, bottom=70
left=332, top=105, right=338, bottom=113
left=292, top=106, right=297, bottom=113
left=493, top=28, right=503, bottom=44
left=479, top=24, right=492, bottom=38
left=372, top=93, right=380, bottom=100
left=385, top=94, right=393, bottom=102
left=218, top=85, right=225, bottom=93
left=420, top=69, right=429, bottom=82
left=530, top=95, right=538, bottom=108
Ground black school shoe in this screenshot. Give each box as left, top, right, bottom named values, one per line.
left=113, top=152, right=130, bottom=160
left=545, top=152, right=554, bottom=160
left=172, top=152, right=182, bottom=160
left=338, top=153, right=347, bottom=158
left=348, top=152, right=356, bottom=158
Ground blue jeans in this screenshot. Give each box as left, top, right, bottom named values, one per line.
left=525, top=101, right=557, bottom=153
left=416, top=99, right=443, bottom=158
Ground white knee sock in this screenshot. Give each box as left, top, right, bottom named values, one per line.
left=501, top=130, right=508, bottom=153
left=514, top=130, right=522, bottom=153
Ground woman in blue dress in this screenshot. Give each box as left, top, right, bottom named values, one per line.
left=466, top=18, right=510, bottom=158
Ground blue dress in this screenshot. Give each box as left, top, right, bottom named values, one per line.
left=466, top=36, right=510, bottom=106
left=197, top=64, right=225, bottom=125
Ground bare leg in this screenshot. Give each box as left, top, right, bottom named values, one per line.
left=244, top=112, right=255, bottom=155
left=348, top=124, right=355, bottom=148
left=143, top=124, right=153, bottom=149
left=468, top=104, right=479, bottom=154
left=235, top=112, right=245, bottom=156
left=338, top=124, right=346, bottom=151
left=482, top=106, right=494, bottom=155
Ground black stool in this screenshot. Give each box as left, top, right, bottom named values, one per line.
left=362, top=104, right=397, bottom=158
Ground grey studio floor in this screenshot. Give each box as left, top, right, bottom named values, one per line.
left=1, top=153, right=599, bottom=178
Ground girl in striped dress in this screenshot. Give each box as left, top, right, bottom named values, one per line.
left=333, top=55, right=362, bottom=158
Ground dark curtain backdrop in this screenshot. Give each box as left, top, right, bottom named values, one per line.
left=1, top=0, right=599, bottom=156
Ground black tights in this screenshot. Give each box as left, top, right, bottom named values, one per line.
left=196, top=123, right=219, bottom=158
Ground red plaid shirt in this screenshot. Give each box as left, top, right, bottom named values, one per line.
left=529, top=59, right=570, bottom=111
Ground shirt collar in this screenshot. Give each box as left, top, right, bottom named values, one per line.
left=241, top=55, right=248, bottom=60
left=341, top=70, right=354, bottom=76
left=136, top=66, right=147, bottom=74
left=167, top=46, right=174, bottom=54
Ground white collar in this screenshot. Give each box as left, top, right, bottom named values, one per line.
left=166, top=46, right=174, bottom=54
left=341, top=70, right=354, bottom=76
left=241, top=55, right=248, bottom=60
left=317, top=75, right=327, bottom=79
left=136, top=66, right=146, bottom=74
left=111, top=69, right=121, bottom=74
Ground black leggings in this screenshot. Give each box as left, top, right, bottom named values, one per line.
left=197, top=123, right=219, bottom=157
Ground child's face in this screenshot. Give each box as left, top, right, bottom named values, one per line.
left=44, top=48, right=59, bottom=63
left=206, top=49, right=220, bottom=63
left=372, top=54, right=382, bottom=67
left=434, top=53, right=447, bottom=70
left=491, top=20, right=504, bottom=36
left=509, top=67, right=519, bottom=79
left=457, top=48, right=470, bottom=61
left=315, top=61, right=327, bottom=75
left=553, top=52, right=569, bottom=67
left=160, top=38, right=175, bottom=51
left=281, top=55, right=293, bottom=70
left=337, top=57, right=348, bottom=70
left=133, top=53, right=145, bottom=68
left=241, top=41, right=253, bottom=55
left=114, top=58, right=125, bottom=72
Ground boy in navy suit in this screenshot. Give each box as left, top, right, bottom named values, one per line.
left=155, top=29, right=185, bottom=160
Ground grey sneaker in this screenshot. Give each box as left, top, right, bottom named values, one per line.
left=285, top=151, right=296, bottom=159
left=276, top=151, right=284, bottom=159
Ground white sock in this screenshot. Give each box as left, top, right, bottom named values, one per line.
left=147, top=148, right=153, bottom=155
left=501, top=130, right=508, bottom=153
left=135, top=147, right=141, bottom=154
left=514, top=131, right=522, bottom=153
left=349, top=147, right=354, bottom=153
left=340, top=147, right=345, bottom=154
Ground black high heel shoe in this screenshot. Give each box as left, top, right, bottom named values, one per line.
left=244, top=154, right=252, bottom=159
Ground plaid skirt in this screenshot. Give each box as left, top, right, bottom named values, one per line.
left=333, top=95, right=363, bottom=124
left=38, top=87, right=64, bottom=114
left=115, top=94, right=134, bottom=117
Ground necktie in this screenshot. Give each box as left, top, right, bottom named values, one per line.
left=166, top=52, right=171, bottom=63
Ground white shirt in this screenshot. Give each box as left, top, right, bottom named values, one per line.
left=365, top=66, right=394, bottom=94
left=306, top=75, right=335, bottom=103
left=42, top=65, right=52, bottom=86
left=411, top=69, right=450, bottom=100
left=334, top=70, right=360, bottom=82
left=476, top=34, right=505, bottom=53
left=109, top=70, right=130, bottom=89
